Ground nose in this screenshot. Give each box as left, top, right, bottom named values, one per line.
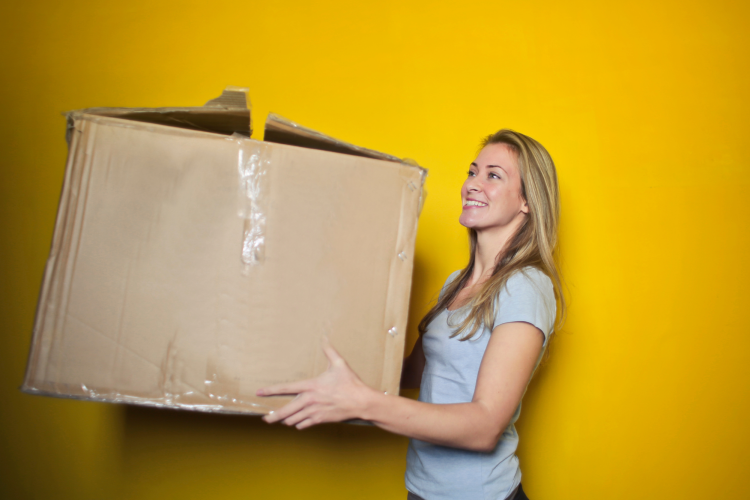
left=465, top=175, right=481, bottom=193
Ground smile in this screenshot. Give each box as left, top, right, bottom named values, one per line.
left=464, top=200, right=487, bottom=207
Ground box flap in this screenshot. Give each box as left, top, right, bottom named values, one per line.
left=264, top=113, right=402, bottom=162
left=67, top=86, right=252, bottom=137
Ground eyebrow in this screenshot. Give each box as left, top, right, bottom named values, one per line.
left=470, top=162, right=508, bottom=175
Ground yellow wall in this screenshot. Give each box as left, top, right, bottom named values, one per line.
left=1, top=1, right=748, bottom=498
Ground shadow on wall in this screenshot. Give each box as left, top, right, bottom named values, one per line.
left=122, top=403, right=399, bottom=446
left=121, top=403, right=410, bottom=486
left=405, top=250, right=444, bottom=352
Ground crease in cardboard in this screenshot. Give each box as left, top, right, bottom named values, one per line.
left=61, top=313, right=138, bottom=361
left=43, top=123, right=88, bottom=379
left=48, top=120, right=98, bottom=390
left=161, top=330, right=180, bottom=404
left=157, top=336, right=213, bottom=408
left=61, top=315, right=222, bottom=408
left=112, top=252, right=135, bottom=388
left=204, top=359, right=274, bottom=412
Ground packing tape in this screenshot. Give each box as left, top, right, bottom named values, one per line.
left=236, top=139, right=272, bottom=270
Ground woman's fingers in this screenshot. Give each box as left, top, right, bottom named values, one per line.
left=257, top=339, right=363, bottom=429
left=322, top=339, right=345, bottom=367
left=257, top=379, right=312, bottom=397
left=295, top=418, right=317, bottom=430
left=280, top=405, right=316, bottom=427
left=263, top=394, right=308, bottom=423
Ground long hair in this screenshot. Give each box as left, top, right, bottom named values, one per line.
left=418, top=129, right=565, bottom=340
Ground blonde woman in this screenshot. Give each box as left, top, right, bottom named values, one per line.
left=258, top=129, right=564, bottom=500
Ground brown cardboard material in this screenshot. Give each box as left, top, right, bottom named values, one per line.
left=22, top=88, right=425, bottom=415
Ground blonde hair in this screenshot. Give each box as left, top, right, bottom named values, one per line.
left=418, top=129, right=565, bottom=340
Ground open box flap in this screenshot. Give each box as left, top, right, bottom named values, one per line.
left=264, top=112, right=404, bottom=163
left=65, top=86, right=252, bottom=138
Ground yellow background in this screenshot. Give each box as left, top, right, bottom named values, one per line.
left=1, top=0, right=749, bottom=498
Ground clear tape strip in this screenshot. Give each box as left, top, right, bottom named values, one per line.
left=236, top=139, right=272, bottom=269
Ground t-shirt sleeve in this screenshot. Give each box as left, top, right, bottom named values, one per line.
left=492, top=268, right=556, bottom=343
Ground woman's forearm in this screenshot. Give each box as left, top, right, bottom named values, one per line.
left=360, top=389, right=507, bottom=452
left=361, top=323, right=543, bottom=451
left=259, top=325, right=539, bottom=450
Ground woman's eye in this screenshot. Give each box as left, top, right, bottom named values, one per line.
left=489, top=173, right=500, bottom=180
left=467, top=170, right=476, bottom=177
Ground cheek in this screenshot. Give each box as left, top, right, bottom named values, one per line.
left=488, top=188, right=520, bottom=216
left=486, top=186, right=506, bottom=205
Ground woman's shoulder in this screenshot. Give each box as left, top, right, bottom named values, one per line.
left=499, top=266, right=555, bottom=309
left=441, top=267, right=554, bottom=302
left=495, top=266, right=557, bottom=337
left=506, top=266, right=553, bottom=291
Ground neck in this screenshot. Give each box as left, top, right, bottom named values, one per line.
left=469, top=216, right=526, bottom=286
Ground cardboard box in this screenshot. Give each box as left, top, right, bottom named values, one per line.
left=22, top=88, right=425, bottom=415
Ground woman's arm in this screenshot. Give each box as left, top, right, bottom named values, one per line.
left=257, top=322, right=543, bottom=452
left=400, top=335, right=425, bottom=390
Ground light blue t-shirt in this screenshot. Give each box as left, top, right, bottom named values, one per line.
left=405, top=267, right=556, bottom=500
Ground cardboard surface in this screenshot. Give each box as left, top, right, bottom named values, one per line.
left=23, top=93, right=425, bottom=415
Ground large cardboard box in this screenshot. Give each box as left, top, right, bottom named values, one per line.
left=22, top=88, right=425, bottom=415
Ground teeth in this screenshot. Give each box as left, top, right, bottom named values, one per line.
left=465, top=200, right=487, bottom=207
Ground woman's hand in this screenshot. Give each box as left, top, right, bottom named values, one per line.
left=256, top=339, right=378, bottom=429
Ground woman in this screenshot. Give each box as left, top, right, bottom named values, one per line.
left=258, top=129, right=564, bottom=500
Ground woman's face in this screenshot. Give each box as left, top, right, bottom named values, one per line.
left=459, top=143, right=528, bottom=232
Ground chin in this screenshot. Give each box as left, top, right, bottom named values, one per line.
left=458, top=216, right=479, bottom=229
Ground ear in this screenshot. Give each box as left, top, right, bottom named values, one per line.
left=520, top=198, right=529, bottom=215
